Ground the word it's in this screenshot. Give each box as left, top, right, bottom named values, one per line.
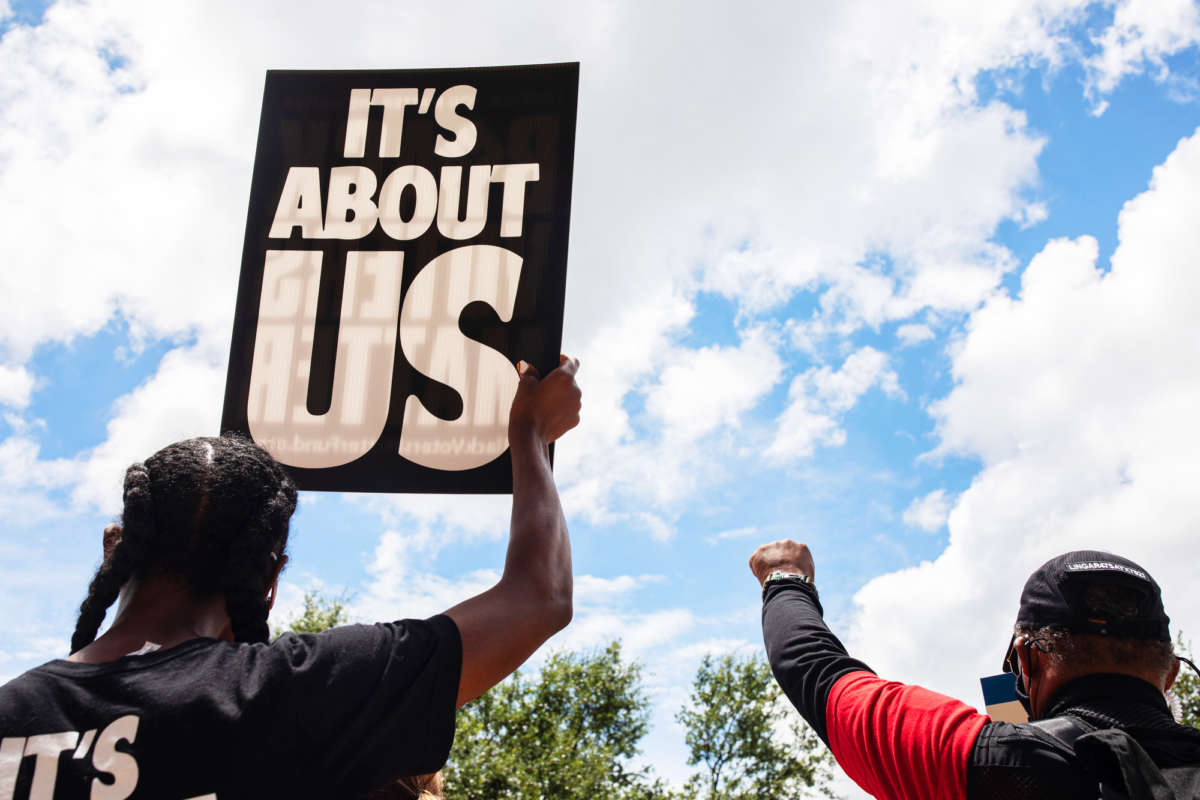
left=269, top=86, right=539, bottom=242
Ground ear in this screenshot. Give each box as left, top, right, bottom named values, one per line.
left=1165, top=655, right=1181, bottom=692
left=265, top=554, right=289, bottom=610
left=102, top=524, right=122, bottom=565
left=1015, top=638, right=1034, bottom=686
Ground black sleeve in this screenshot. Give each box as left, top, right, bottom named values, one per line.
left=762, top=580, right=874, bottom=744
left=254, top=614, right=462, bottom=795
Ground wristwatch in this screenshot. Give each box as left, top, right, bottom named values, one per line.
left=762, top=571, right=815, bottom=599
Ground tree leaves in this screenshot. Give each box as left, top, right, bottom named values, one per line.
left=278, top=593, right=836, bottom=798
left=677, top=654, right=836, bottom=800
left=1174, top=632, right=1199, bottom=729
left=445, top=642, right=664, bottom=800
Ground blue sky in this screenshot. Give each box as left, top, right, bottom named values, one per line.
left=2, top=0, right=1200, bottom=793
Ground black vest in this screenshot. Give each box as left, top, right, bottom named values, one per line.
left=968, top=674, right=1200, bottom=799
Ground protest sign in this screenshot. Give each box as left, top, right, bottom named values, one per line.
left=221, top=63, right=578, bottom=492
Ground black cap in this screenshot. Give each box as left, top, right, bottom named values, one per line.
left=1015, top=550, right=1170, bottom=641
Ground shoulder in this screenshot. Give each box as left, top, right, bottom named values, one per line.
left=0, top=664, right=54, bottom=723
left=967, top=721, right=1097, bottom=800
left=263, top=615, right=461, bottom=685
left=270, top=615, right=460, bottom=660
left=970, top=720, right=1078, bottom=766
left=0, top=641, right=230, bottom=736
left=1135, top=725, right=1200, bottom=767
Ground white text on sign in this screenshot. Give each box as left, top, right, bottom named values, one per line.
left=246, top=87, right=539, bottom=473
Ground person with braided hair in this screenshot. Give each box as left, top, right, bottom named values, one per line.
left=69, top=434, right=299, bottom=655
left=0, top=356, right=582, bottom=800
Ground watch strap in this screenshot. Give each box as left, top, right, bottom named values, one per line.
left=762, top=571, right=816, bottom=600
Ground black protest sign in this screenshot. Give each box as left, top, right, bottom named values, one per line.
left=221, top=63, right=578, bottom=493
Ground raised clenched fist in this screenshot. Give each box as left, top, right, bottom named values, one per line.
left=749, top=539, right=815, bottom=587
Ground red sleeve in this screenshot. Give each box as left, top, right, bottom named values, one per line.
left=825, top=670, right=988, bottom=800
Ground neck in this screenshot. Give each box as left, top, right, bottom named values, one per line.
left=1040, top=672, right=1173, bottom=720
left=68, top=574, right=233, bottom=664
left=1035, top=667, right=1168, bottom=719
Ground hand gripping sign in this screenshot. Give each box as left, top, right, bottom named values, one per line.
left=221, top=64, right=579, bottom=492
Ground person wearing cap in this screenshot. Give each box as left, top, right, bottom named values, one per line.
left=750, top=540, right=1200, bottom=799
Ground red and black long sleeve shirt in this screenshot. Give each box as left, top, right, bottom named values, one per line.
left=762, top=579, right=1200, bottom=799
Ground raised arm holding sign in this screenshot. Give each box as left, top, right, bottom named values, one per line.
left=0, top=61, right=582, bottom=798
left=446, top=355, right=581, bottom=705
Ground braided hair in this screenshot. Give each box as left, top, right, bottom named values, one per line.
left=70, top=434, right=298, bottom=653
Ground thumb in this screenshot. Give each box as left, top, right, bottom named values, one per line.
left=515, top=360, right=542, bottom=391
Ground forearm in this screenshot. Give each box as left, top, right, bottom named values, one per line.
left=444, top=435, right=571, bottom=705
left=444, top=356, right=579, bottom=707
left=502, top=426, right=572, bottom=623
left=761, top=581, right=873, bottom=744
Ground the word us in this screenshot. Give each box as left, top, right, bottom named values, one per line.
left=247, top=244, right=521, bottom=471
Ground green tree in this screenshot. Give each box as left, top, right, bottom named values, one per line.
left=1174, top=632, right=1199, bottom=728
left=445, top=642, right=673, bottom=800
left=677, top=653, right=836, bottom=800
left=271, top=590, right=350, bottom=640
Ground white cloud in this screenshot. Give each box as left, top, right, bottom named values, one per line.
left=707, top=525, right=759, bottom=544
left=72, top=340, right=226, bottom=513
left=902, top=489, right=953, bottom=532
left=557, top=608, right=698, bottom=658
left=0, top=0, right=1159, bottom=530
left=644, top=327, right=783, bottom=442
left=0, top=637, right=67, bottom=665
left=1084, top=0, right=1200, bottom=107
left=0, top=435, right=79, bottom=520
left=556, top=315, right=783, bottom=525
left=896, top=323, right=936, bottom=347
left=816, top=347, right=904, bottom=408
left=0, top=338, right=230, bottom=521
left=352, top=528, right=501, bottom=622
left=0, top=364, right=34, bottom=408
left=354, top=523, right=671, bottom=643
left=352, top=493, right=513, bottom=552
left=575, top=573, right=664, bottom=605
left=353, top=525, right=700, bottom=707
left=767, top=347, right=902, bottom=462
left=634, top=512, right=677, bottom=543
left=848, top=126, right=1200, bottom=707
left=0, top=1, right=242, bottom=361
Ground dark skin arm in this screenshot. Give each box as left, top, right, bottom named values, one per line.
left=444, top=355, right=581, bottom=707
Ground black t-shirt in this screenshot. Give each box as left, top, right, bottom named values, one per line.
left=0, top=614, right=461, bottom=800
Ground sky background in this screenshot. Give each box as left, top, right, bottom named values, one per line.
left=2, top=0, right=1199, bottom=795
